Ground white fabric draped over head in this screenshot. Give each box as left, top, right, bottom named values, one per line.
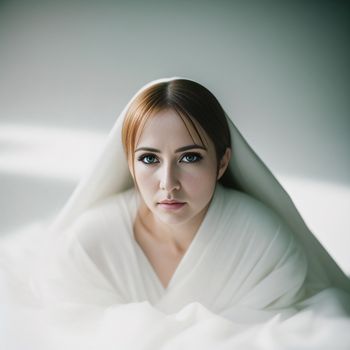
left=2, top=77, right=350, bottom=350
left=50, top=76, right=350, bottom=295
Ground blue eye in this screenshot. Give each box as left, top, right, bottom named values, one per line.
left=181, top=153, right=203, bottom=163
left=137, top=152, right=202, bottom=165
left=137, top=154, right=159, bottom=164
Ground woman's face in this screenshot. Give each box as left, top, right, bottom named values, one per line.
left=131, top=109, right=230, bottom=227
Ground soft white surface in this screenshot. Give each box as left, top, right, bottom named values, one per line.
left=1, top=185, right=349, bottom=349
left=278, top=176, right=350, bottom=276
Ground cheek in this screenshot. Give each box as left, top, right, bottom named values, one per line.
left=134, top=164, right=158, bottom=192
left=181, top=163, right=217, bottom=189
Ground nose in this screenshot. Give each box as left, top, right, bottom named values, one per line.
left=159, top=162, right=181, bottom=192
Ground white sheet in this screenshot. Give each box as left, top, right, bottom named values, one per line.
left=1, top=185, right=350, bottom=349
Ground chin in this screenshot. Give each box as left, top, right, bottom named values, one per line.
left=155, top=211, right=191, bottom=226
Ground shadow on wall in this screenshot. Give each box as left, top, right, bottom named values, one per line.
left=0, top=172, right=73, bottom=234
left=0, top=124, right=105, bottom=234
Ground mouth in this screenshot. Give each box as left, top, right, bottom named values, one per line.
left=158, top=200, right=186, bottom=210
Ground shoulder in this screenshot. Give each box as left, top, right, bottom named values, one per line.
left=214, top=186, right=307, bottom=295
left=219, top=185, right=280, bottom=225
left=90, top=186, right=137, bottom=214
left=64, top=187, right=137, bottom=249
left=76, top=187, right=136, bottom=224
left=218, top=185, right=298, bottom=250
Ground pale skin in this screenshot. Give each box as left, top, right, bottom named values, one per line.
left=129, top=109, right=231, bottom=289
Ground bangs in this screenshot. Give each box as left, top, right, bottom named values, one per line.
left=171, top=107, right=208, bottom=148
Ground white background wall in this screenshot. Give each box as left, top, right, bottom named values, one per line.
left=0, top=0, right=349, bottom=273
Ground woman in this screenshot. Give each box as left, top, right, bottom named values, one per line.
left=1, top=77, right=350, bottom=349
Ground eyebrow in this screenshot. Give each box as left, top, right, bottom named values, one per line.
left=134, top=144, right=207, bottom=153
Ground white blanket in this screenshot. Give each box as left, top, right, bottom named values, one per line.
left=1, top=185, right=350, bottom=349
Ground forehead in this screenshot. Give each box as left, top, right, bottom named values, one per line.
left=136, top=109, right=209, bottom=147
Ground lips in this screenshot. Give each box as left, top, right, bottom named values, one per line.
left=159, top=200, right=185, bottom=204
left=158, top=199, right=186, bottom=210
